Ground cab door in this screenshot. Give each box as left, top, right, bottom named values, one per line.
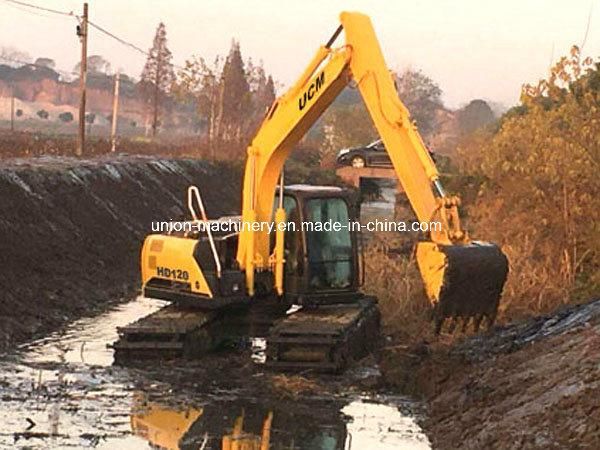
left=280, top=195, right=307, bottom=298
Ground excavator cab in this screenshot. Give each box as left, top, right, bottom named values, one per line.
left=266, top=185, right=379, bottom=371
left=277, top=185, right=362, bottom=306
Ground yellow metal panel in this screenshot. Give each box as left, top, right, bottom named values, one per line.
left=236, top=47, right=352, bottom=281
left=416, top=241, right=446, bottom=303
left=141, top=234, right=213, bottom=298
left=340, top=12, right=440, bottom=224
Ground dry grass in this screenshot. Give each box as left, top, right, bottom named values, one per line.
left=270, top=374, right=323, bottom=399
left=363, top=233, right=432, bottom=341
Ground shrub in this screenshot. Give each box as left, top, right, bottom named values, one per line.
left=457, top=46, right=600, bottom=319
left=58, top=112, right=74, bottom=123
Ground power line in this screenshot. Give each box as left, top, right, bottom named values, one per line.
left=88, top=20, right=149, bottom=57
left=88, top=19, right=185, bottom=70
left=580, top=3, right=594, bottom=52
left=2, top=0, right=61, bottom=19
left=1, top=2, right=185, bottom=73
left=0, top=0, right=74, bottom=17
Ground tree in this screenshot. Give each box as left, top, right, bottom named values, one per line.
left=457, top=99, right=495, bottom=135
left=457, top=46, right=600, bottom=317
left=73, top=55, right=111, bottom=74
left=140, top=23, right=175, bottom=137
left=216, top=40, right=251, bottom=147
left=246, top=59, right=276, bottom=135
left=394, top=69, right=443, bottom=136
left=0, top=46, right=31, bottom=66
left=34, top=57, right=55, bottom=69
left=37, top=109, right=49, bottom=119
left=175, top=55, right=223, bottom=150
left=175, top=42, right=276, bottom=157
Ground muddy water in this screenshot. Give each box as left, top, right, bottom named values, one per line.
left=0, top=297, right=431, bottom=449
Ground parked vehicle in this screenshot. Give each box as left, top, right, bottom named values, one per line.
left=337, top=139, right=438, bottom=168
left=336, top=139, right=391, bottom=168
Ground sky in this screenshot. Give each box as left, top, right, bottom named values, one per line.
left=0, top=0, right=598, bottom=109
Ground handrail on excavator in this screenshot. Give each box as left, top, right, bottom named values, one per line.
left=188, top=185, right=222, bottom=278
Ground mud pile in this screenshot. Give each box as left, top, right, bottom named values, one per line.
left=0, top=155, right=240, bottom=353
left=383, top=299, right=600, bottom=449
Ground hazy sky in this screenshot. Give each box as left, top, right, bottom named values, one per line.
left=1, top=0, right=598, bottom=108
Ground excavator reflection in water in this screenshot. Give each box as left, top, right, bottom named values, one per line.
left=130, top=397, right=347, bottom=450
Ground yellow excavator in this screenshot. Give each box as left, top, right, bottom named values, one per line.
left=113, top=12, right=508, bottom=371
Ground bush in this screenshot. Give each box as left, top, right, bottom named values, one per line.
left=58, top=112, right=74, bottom=123
left=37, top=109, right=49, bottom=120
left=457, top=47, right=600, bottom=319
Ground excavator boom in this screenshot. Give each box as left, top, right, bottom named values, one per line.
left=237, top=11, right=508, bottom=330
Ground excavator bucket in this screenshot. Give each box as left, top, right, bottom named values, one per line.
left=416, top=241, right=509, bottom=333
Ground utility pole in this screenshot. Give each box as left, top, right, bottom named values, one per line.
left=10, top=85, right=15, bottom=132
left=76, top=2, right=88, bottom=156
left=110, top=72, right=120, bottom=152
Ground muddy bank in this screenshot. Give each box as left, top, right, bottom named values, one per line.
left=383, top=299, right=600, bottom=449
left=0, top=155, right=240, bottom=353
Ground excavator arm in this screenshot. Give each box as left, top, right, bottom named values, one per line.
left=237, top=11, right=508, bottom=329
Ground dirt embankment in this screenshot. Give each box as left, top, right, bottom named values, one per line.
left=0, top=155, right=240, bottom=353
left=382, top=300, right=600, bottom=449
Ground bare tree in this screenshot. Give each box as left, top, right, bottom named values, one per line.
left=175, top=55, right=223, bottom=155
left=140, top=22, right=175, bottom=137
left=175, top=41, right=276, bottom=158
left=246, top=59, right=276, bottom=134
left=0, top=46, right=31, bottom=65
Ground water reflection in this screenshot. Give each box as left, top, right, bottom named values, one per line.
left=0, top=297, right=430, bottom=449
left=129, top=395, right=429, bottom=450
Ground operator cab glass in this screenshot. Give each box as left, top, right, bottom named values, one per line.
left=273, top=189, right=356, bottom=298
left=304, top=197, right=353, bottom=290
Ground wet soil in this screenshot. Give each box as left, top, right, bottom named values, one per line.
left=0, top=296, right=430, bottom=449
left=382, top=299, right=600, bottom=449
left=0, top=155, right=241, bottom=354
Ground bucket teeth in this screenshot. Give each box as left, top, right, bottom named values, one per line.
left=419, top=241, right=509, bottom=335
